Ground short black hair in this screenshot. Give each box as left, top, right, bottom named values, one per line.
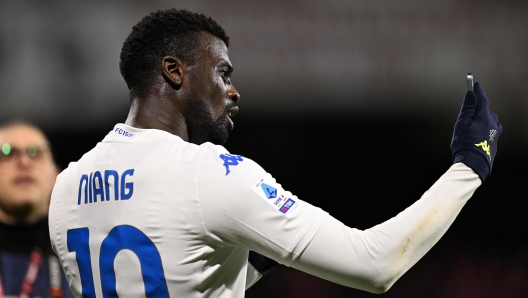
left=119, top=9, right=230, bottom=99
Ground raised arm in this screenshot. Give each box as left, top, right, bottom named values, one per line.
left=292, top=163, right=478, bottom=293
left=291, top=82, right=502, bottom=293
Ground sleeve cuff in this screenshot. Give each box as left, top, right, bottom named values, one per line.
left=453, top=149, right=490, bottom=182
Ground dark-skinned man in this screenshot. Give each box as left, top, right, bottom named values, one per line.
left=49, top=9, right=502, bottom=297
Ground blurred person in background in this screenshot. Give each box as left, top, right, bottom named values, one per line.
left=0, top=120, right=73, bottom=298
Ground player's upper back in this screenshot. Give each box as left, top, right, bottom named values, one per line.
left=49, top=124, right=248, bottom=297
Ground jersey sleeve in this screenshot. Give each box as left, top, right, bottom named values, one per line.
left=291, top=163, right=481, bottom=293
left=195, top=143, right=328, bottom=266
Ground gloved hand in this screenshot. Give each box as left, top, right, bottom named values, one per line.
left=248, top=251, right=279, bottom=275
left=451, top=82, right=502, bottom=182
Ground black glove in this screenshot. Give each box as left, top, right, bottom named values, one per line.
left=451, top=82, right=502, bottom=182
left=248, top=251, right=278, bottom=275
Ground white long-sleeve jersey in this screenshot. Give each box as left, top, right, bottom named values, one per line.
left=49, top=123, right=480, bottom=297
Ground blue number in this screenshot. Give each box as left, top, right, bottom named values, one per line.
left=100, top=225, right=169, bottom=297
left=67, top=225, right=169, bottom=298
left=68, top=228, right=96, bottom=298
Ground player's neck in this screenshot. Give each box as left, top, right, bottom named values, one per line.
left=125, top=98, right=190, bottom=142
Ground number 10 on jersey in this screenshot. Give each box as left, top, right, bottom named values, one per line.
left=67, top=225, right=170, bottom=297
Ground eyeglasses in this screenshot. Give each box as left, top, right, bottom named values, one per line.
left=0, top=143, right=49, bottom=165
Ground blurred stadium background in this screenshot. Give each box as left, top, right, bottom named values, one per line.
left=1, top=0, right=526, bottom=297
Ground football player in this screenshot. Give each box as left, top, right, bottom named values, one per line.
left=49, top=9, right=502, bottom=297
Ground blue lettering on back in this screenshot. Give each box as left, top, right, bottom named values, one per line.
left=77, top=169, right=135, bottom=205
left=121, top=169, right=134, bottom=200
left=104, top=170, right=119, bottom=201
left=92, top=171, right=104, bottom=202
left=78, top=175, right=89, bottom=205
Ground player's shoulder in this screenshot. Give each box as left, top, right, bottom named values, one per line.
left=196, top=141, right=229, bottom=157
left=196, top=142, right=265, bottom=181
left=54, top=144, right=99, bottom=188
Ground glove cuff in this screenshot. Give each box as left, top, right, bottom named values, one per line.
left=453, top=150, right=490, bottom=182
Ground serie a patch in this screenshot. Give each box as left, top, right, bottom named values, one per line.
left=252, top=176, right=296, bottom=214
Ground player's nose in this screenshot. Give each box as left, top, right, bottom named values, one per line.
left=228, top=85, right=240, bottom=104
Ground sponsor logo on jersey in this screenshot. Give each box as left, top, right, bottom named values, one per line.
left=260, top=183, right=277, bottom=199
left=219, top=154, right=244, bottom=175
left=475, top=140, right=491, bottom=160
left=279, top=198, right=296, bottom=214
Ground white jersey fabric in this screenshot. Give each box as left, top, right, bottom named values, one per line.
left=49, top=124, right=328, bottom=298
left=50, top=123, right=483, bottom=297
left=291, top=162, right=481, bottom=293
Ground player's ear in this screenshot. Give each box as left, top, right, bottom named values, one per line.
left=161, top=56, right=184, bottom=90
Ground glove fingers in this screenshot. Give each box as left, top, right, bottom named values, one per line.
left=474, top=82, right=489, bottom=115
left=458, top=90, right=477, bottom=120
left=452, top=81, right=501, bottom=183
left=490, top=111, right=499, bottom=124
